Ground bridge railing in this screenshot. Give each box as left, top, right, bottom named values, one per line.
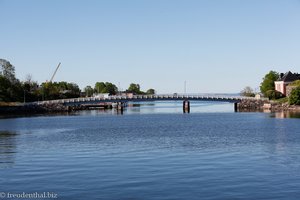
left=32, top=94, right=258, bottom=105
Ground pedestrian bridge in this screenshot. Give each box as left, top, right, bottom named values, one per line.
left=33, top=94, right=256, bottom=113
left=36, top=94, right=254, bottom=105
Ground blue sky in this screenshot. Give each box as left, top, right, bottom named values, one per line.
left=1, top=0, right=300, bottom=93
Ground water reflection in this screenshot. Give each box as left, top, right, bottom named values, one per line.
left=124, top=101, right=233, bottom=114
left=271, top=112, right=300, bottom=119
left=0, top=131, right=17, bottom=168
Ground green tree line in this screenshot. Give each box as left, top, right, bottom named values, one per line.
left=1, top=59, right=156, bottom=103
left=84, top=82, right=155, bottom=97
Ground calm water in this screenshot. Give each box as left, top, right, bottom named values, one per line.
left=0, top=102, right=300, bottom=200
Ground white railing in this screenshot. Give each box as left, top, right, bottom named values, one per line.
left=33, top=94, right=257, bottom=105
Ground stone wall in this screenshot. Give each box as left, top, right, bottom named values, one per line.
left=286, top=85, right=297, bottom=97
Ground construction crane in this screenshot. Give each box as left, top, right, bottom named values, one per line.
left=49, top=62, right=61, bottom=82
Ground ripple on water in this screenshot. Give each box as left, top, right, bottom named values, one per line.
left=0, top=112, right=300, bottom=199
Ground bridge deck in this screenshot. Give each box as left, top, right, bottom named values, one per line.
left=33, top=95, right=256, bottom=106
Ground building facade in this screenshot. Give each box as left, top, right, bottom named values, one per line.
left=274, top=71, right=300, bottom=96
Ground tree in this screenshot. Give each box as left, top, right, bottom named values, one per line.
left=0, top=59, right=23, bottom=102
left=127, top=83, right=143, bottom=94
left=240, top=86, right=255, bottom=97
left=265, top=90, right=284, bottom=100
left=84, top=86, right=94, bottom=97
left=94, top=82, right=117, bottom=95
left=65, top=82, right=80, bottom=98
left=22, top=76, right=39, bottom=102
left=40, top=82, right=59, bottom=100
left=146, top=88, right=155, bottom=95
left=104, top=82, right=118, bottom=95
left=0, top=75, right=12, bottom=101
left=57, top=81, right=68, bottom=91
left=0, top=59, right=16, bottom=83
left=0, top=58, right=84, bottom=102
left=260, top=71, right=279, bottom=97
left=289, top=86, right=300, bottom=105
left=94, top=82, right=106, bottom=93
left=39, top=81, right=80, bottom=100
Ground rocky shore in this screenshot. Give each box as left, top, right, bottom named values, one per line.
left=0, top=103, right=112, bottom=115
left=237, top=99, right=300, bottom=112
left=267, top=101, right=300, bottom=112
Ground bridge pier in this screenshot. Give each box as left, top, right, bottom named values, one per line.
left=117, top=102, right=124, bottom=114
left=234, top=102, right=238, bottom=112
left=66, top=106, right=71, bottom=112
left=183, top=100, right=190, bottom=113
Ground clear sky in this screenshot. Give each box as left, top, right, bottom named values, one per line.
left=1, top=0, right=300, bottom=94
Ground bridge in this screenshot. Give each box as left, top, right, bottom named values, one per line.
left=33, top=94, right=256, bottom=113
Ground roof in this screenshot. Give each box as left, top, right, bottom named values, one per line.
left=278, top=71, right=300, bottom=82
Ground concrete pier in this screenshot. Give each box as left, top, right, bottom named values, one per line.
left=117, top=102, right=124, bottom=114
left=234, top=102, right=238, bottom=112
left=117, top=102, right=123, bottom=110
left=183, top=100, right=190, bottom=113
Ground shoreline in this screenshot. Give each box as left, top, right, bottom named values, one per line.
left=0, top=103, right=112, bottom=115
left=0, top=101, right=300, bottom=117
left=237, top=99, right=300, bottom=112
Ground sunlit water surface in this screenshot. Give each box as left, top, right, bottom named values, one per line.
left=0, top=102, right=300, bottom=200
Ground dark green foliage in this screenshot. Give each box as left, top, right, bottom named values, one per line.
left=0, top=59, right=24, bottom=102
left=146, top=88, right=155, bottom=95
left=40, top=82, right=58, bottom=100
left=40, top=82, right=81, bottom=100
left=127, top=83, right=144, bottom=94
left=0, top=61, right=24, bottom=102
left=0, top=75, right=14, bottom=102
left=260, top=71, right=279, bottom=97
left=265, top=90, right=284, bottom=100
left=94, top=82, right=118, bottom=95
left=22, top=80, right=40, bottom=102
left=289, top=87, right=300, bottom=105
left=126, top=84, right=156, bottom=95
left=0, top=59, right=16, bottom=83
left=63, top=82, right=81, bottom=98
left=84, top=86, right=94, bottom=97
left=104, top=82, right=118, bottom=95
left=94, top=82, right=106, bottom=93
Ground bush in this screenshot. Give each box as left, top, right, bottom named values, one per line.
left=265, top=90, right=284, bottom=100
left=289, top=86, right=300, bottom=105
left=240, top=86, right=255, bottom=97
left=290, top=80, right=300, bottom=87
